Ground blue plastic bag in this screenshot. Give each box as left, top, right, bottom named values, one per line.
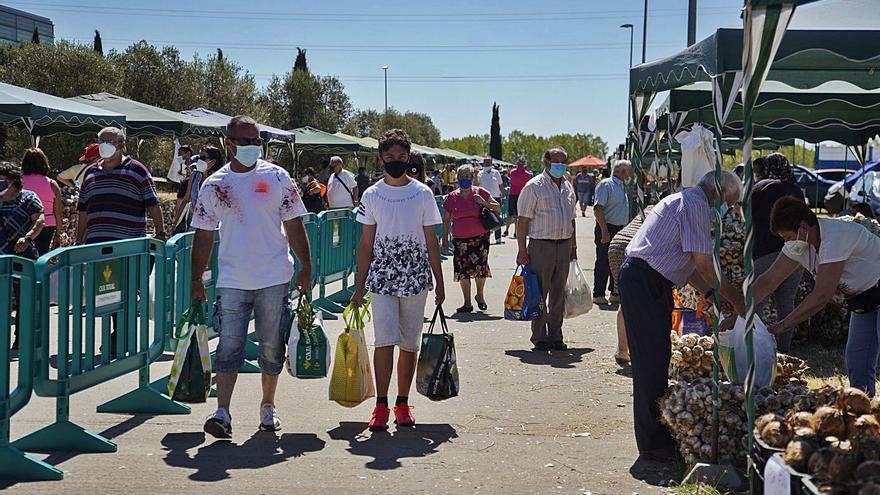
left=504, top=265, right=545, bottom=321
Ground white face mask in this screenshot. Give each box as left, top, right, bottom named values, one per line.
left=195, top=159, right=209, bottom=173
left=782, top=227, right=813, bottom=259
left=98, top=142, right=117, bottom=159
left=234, top=145, right=261, bottom=168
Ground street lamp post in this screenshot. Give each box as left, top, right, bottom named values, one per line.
left=642, top=0, right=648, bottom=63
left=382, top=65, right=388, bottom=112
left=621, top=24, right=634, bottom=134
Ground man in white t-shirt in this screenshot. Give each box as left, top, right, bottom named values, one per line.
left=190, top=115, right=312, bottom=439
left=352, top=128, right=445, bottom=433
left=478, top=157, right=504, bottom=244
left=326, top=156, right=358, bottom=209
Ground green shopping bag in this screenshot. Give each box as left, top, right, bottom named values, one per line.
left=167, top=303, right=212, bottom=403
left=285, top=296, right=331, bottom=378
left=416, top=305, right=460, bottom=401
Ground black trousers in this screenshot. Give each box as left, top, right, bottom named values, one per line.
left=619, top=257, right=676, bottom=454
left=593, top=223, right=624, bottom=297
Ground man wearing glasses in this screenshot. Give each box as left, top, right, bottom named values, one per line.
left=190, top=115, right=312, bottom=438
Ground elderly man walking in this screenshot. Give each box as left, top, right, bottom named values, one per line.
left=516, top=147, right=577, bottom=351
left=326, top=156, right=358, bottom=209
left=593, top=160, right=632, bottom=305
left=619, top=171, right=745, bottom=461
left=478, top=157, right=504, bottom=244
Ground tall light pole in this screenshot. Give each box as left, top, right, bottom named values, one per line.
left=642, top=0, right=648, bottom=63
left=621, top=24, right=634, bottom=134
left=381, top=65, right=388, bottom=113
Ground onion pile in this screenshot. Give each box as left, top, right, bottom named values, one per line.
left=670, top=332, right=715, bottom=382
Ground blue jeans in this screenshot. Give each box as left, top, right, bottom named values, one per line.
left=213, top=283, right=289, bottom=375
left=846, top=309, right=880, bottom=396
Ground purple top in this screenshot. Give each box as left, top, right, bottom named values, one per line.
left=625, top=186, right=712, bottom=286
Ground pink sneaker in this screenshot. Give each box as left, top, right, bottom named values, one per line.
left=393, top=404, right=416, bottom=427
left=369, top=404, right=390, bottom=431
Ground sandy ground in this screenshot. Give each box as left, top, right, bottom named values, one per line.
left=4, top=211, right=684, bottom=494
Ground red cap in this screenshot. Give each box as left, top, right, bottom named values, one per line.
left=79, top=143, right=100, bottom=162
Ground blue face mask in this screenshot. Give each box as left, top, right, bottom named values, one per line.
left=719, top=202, right=730, bottom=218
left=549, top=162, right=568, bottom=178
left=234, top=145, right=261, bottom=168
left=458, top=178, right=472, bottom=189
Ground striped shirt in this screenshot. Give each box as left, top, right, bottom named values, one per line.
left=625, top=186, right=712, bottom=286
left=517, top=170, right=576, bottom=240
left=77, top=156, right=159, bottom=244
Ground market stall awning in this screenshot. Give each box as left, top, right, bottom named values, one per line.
left=569, top=155, right=606, bottom=168
left=181, top=108, right=293, bottom=142
left=290, top=127, right=371, bottom=154
left=437, top=148, right=475, bottom=161
left=657, top=81, right=880, bottom=146
left=0, top=82, right=126, bottom=136
left=630, top=28, right=880, bottom=95
left=68, top=93, right=224, bottom=137
left=333, top=132, right=379, bottom=153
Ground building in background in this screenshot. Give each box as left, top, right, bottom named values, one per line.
left=0, top=5, right=53, bottom=46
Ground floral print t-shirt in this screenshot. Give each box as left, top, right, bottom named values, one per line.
left=356, top=179, right=442, bottom=297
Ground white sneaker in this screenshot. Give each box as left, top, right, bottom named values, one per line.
left=204, top=408, right=232, bottom=439
left=259, top=403, right=281, bottom=432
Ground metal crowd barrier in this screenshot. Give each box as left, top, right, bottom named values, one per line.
left=13, top=239, right=188, bottom=455
left=312, top=208, right=356, bottom=316
left=0, top=256, right=62, bottom=480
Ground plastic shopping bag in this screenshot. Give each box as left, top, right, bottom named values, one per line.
left=504, top=265, right=544, bottom=321
left=167, top=303, right=212, bottom=403
left=329, top=303, right=375, bottom=407
left=563, top=261, right=593, bottom=319
left=717, top=316, right=777, bottom=388
left=286, top=297, right=331, bottom=379
left=416, top=305, right=459, bottom=401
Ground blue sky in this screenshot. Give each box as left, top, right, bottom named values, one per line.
left=8, top=0, right=876, bottom=150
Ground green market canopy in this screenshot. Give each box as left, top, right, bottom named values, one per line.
left=333, top=132, right=379, bottom=154
left=68, top=93, right=224, bottom=137
left=0, top=82, right=126, bottom=137
left=290, top=127, right=372, bottom=154
left=181, top=108, right=293, bottom=143
left=656, top=81, right=880, bottom=146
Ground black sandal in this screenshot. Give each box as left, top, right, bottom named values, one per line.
left=456, top=304, right=473, bottom=313
left=475, top=297, right=487, bottom=311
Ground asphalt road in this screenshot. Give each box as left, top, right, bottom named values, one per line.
left=5, top=210, right=681, bottom=494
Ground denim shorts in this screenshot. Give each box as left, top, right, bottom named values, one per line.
left=213, top=283, right=290, bottom=375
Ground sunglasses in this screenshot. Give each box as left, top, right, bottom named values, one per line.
left=228, top=137, right=264, bottom=146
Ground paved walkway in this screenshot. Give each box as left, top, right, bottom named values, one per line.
left=5, top=211, right=681, bottom=494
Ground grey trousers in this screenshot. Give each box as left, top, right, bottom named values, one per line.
left=754, top=252, right=803, bottom=353
left=527, top=238, right=572, bottom=344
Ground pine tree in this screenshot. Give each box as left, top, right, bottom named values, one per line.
left=294, top=48, right=308, bottom=73
left=93, top=30, right=103, bottom=56
left=489, top=102, right=502, bottom=160
left=31, top=27, right=40, bottom=44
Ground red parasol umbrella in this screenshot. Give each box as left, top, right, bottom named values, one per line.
left=569, top=155, right=606, bottom=168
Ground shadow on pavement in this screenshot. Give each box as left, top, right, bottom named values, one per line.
left=160, top=431, right=325, bottom=481
left=595, top=303, right=620, bottom=311
left=327, top=421, right=457, bottom=470
left=504, top=347, right=593, bottom=369
left=449, top=312, right=503, bottom=323
left=628, top=455, right=685, bottom=488
left=614, top=364, right=633, bottom=378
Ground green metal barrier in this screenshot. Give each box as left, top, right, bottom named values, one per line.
left=313, top=209, right=355, bottom=315
left=0, top=256, right=63, bottom=480
left=14, top=238, right=188, bottom=454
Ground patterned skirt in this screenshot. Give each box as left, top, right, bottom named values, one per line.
left=452, top=234, right=492, bottom=281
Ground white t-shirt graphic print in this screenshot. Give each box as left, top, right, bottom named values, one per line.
left=356, top=179, right=442, bottom=297
left=191, top=159, right=307, bottom=290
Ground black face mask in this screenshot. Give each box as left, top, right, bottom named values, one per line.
left=384, top=161, right=408, bottom=179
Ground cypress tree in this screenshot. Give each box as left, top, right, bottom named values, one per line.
left=31, top=27, right=40, bottom=44
left=489, top=102, right=502, bottom=160
left=294, top=48, right=308, bottom=73
left=93, top=30, right=103, bottom=56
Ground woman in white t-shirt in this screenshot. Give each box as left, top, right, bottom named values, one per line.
left=754, top=197, right=880, bottom=395
left=352, top=129, right=445, bottom=431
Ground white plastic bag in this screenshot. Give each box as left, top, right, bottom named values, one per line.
left=717, top=316, right=777, bottom=388
left=564, top=261, right=593, bottom=319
